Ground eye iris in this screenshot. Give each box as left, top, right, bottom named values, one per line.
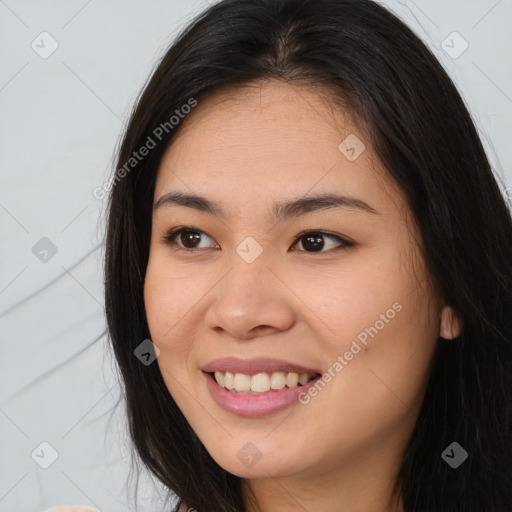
left=302, top=234, right=324, bottom=252
left=173, top=231, right=332, bottom=251
left=181, top=230, right=201, bottom=248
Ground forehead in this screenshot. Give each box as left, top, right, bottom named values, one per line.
left=154, top=80, right=409, bottom=224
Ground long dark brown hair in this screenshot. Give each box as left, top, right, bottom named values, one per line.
left=103, top=0, right=512, bottom=510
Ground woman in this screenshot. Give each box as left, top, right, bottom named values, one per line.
left=103, top=0, right=512, bottom=510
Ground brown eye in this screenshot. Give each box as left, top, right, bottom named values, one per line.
left=162, top=227, right=217, bottom=251
left=178, top=230, right=202, bottom=249
left=291, top=231, right=353, bottom=253
left=297, top=233, right=325, bottom=252
left=162, top=227, right=353, bottom=254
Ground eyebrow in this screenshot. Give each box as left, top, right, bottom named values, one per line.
left=154, top=190, right=378, bottom=223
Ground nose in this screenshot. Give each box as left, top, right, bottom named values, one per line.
left=204, top=252, right=296, bottom=341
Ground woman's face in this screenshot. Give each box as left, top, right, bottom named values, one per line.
left=144, top=80, right=452, bottom=487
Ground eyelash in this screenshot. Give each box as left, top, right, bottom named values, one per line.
left=160, top=226, right=354, bottom=254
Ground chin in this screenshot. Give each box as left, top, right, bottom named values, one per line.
left=207, top=442, right=308, bottom=480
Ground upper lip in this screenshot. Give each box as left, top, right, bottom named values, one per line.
left=202, top=357, right=322, bottom=376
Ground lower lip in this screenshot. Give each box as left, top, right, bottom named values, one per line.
left=203, top=372, right=321, bottom=417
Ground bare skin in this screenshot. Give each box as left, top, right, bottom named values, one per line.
left=144, top=80, right=462, bottom=512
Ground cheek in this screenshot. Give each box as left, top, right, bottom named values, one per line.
left=327, top=279, right=439, bottom=419
left=143, top=257, right=205, bottom=345
left=295, top=265, right=398, bottom=347
left=302, top=254, right=438, bottom=383
left=144, top=262, right=198, bottom=403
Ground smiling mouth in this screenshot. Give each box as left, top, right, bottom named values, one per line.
left=208, top=370, right=321, bottom=395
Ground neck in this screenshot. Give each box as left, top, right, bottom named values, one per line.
left=242, top=446, right=405, bottom=512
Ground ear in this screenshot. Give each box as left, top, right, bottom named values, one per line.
left=439, top=305, right=463, bottom=339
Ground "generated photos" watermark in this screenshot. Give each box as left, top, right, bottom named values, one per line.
left=93, top=97, right=198, bottom=200
left=299, top=301, right=403, bottom=404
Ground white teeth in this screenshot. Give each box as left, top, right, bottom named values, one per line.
left=286, top=372, right=299, bottom=388
left=224, top=371, right=235, bottom=390
left=214, top=371, right=225, bottom=387
left=251, top=373, right=270, bottom=392
left=270, top=372, right=286, bottom=390
left=212, top=371, right=317, bottom=393
left=299, top=373, right=310, bottom=385
left=234, top=373, right=251, bottom=391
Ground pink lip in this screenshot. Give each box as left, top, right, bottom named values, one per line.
left=203, top=373, right=322, bottom=418
left=201, top=357, right=321, bottom=376
left=202, top=357, right=322, bottom=417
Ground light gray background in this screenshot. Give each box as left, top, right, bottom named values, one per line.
left=1, top=1, right=511, bottom=511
